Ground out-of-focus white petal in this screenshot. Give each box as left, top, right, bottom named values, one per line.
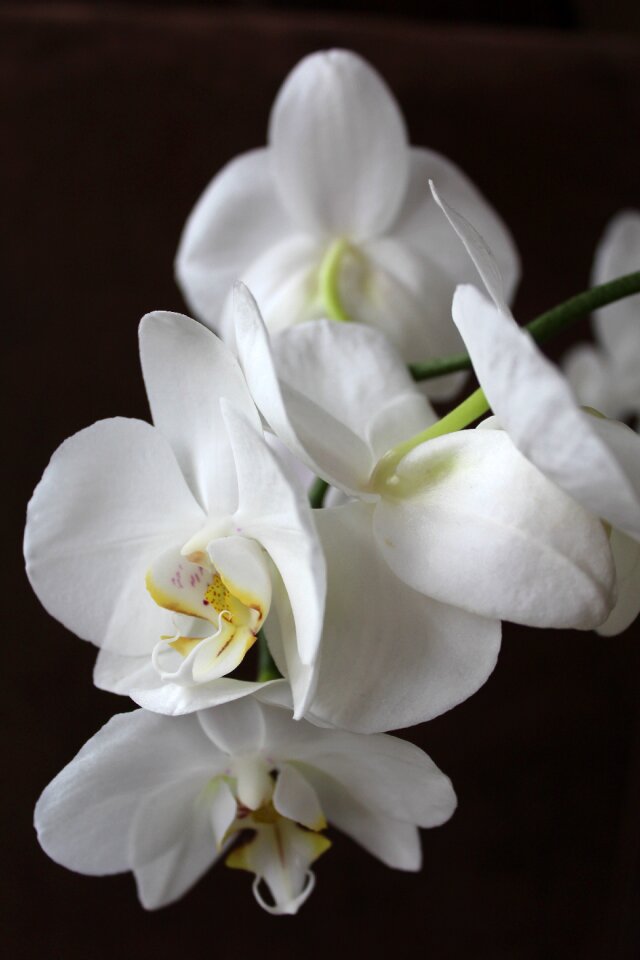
left=375, top=428, right=615, bottom=628
left=585, top=416, right=640, bottom=539
left=399, top=152, right=519, bottom=304
left=598, top=528, right=640, bottom=636
left=343, top=236, right=468, bottom=386
left=175, top=149, right=294, bottom=329
left=222, top=402, right=325, bottom=683
left=563, top=343, right=621, bottom=418
left=301, top=501, right=501, bottom=733
left=452, top=284, right=640, bottom=539
left=139, top=311, right=260, bottom=515
left=273, top=763, right=326, bottom=830
left=34, top=712, right=219, bottom=876
left=592, top=211, right=640, bottom=364
left=269, top=50, right=409, bottom=239
left=222, top=235, right=325, bottom=342
left=24, top=419, right=204, bottom=657
left=297, top=765, right=422, bottom=871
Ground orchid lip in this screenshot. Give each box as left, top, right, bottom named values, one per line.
left=144, top=538, right=272, bottom=685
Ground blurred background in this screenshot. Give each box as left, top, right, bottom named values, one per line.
left=3, top=2, right=639, bottom=958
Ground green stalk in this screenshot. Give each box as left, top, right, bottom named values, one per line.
left=371, top=387, right=488, bottom=490
left=309, top=476, right=329, bottom=508
left=318, top=238, right=351, bottom=322
left=256, top=629, right=281, bottom=682
left=409, top=271, right=640, bottom=381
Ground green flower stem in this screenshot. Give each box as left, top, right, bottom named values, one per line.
left=309, top=476, right=329, bottom=508
left=370, top=386, right=488, bottom=491
left=409, top=271, right=640, bottom=381
left=318, top=238, right=351, bottom=322
left=257, top=629, right=281, bottom=682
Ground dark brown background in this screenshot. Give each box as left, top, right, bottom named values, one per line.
left=3, top=4, right=640, bottom=958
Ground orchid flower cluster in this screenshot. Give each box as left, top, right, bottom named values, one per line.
left=26, top=50, right=640, bottom=916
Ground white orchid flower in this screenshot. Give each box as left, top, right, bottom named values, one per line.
left=35, top=697, right=456, bottom=915
left=564, top=211, right=640, bottom=421
left=431, top=186, right=640, bottom=638
left=232, top=283, right=614, bottom=733
left=24, top=311, right=325, bottom=717
left=175, top=49, right=519, bottom=398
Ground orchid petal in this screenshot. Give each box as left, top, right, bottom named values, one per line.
left=24, top=418, right=204, bottom=656
left=271, top=315, right=431, bottom=450
left=133, top=797, right=218, bottom=910
left=452, top=284, right=640, bottom=538
left=296, top=765, right=422, bottom=870
left=301, top=501, right=501, bottom=733
left=135, top=677, right=274, bottom=716
left=375, top=428, right=615, bottom=627
left=295, top=736, right=456, bottom=829
left=130, top=776, right=215, bottom=869
left=220, top=234, right=325, bottom=343
left=366, top=391, right=438, bottom=463
left=222, top=401, right=325, bottom=678
left=269, top=49, right=409, bottom=239
left=563, top=343, right=622, bottom=419
left=139, top=311, right=260, bottom=515
left=94, top=645, right=278, bottom=716
left=210, top=779, right=238, bottom=849
left=273, top=763, right=326, bottom=831
left=598, top=528, right=640, bottom=636
left=345, top=235, right=469, bottom=396
left=198, top=697, right=266, bottom=756
left=254, top=579, right=319, bottom=725
left=175, top=149, right=293, bottom=329
left=430, top=182, right=512, bottom=315
left=34, top=711, right=219, bottom=876
left=233, top=284, right=373, bottom=494
left=397, top=152, right=519, bottom=304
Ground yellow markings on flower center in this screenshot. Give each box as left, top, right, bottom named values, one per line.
left=205, top=573, right=247, bottom=623
left=168, top=636, right=202, bottom=657
left=225, top=800, right=332, bottom=873
left=146, top=553, right=265, bottom=670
